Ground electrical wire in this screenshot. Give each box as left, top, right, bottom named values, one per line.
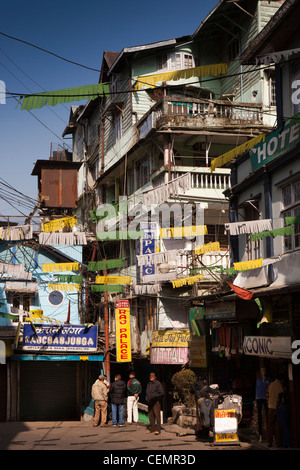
left=0, top=31, right=101, bottom=72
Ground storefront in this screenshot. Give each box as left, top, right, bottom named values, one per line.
left=7, top=323, right=104, bottom=422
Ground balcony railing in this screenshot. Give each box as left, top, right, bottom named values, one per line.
left=138, top=96, right=263, bottom=137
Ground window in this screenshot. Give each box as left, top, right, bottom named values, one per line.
left=282, top=178, right=300, bottom=251
left=136, top=155, right=151, bottom=190
left=228, top=37, right=239, bottom=62
left=269, top=75, right=276, bottom=106
left=157, top=52, right=195, bottom=72
left=113, top=109, right=123, bottom=143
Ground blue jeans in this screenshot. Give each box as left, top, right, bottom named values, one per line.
left=111, top=403, right=124, bottom=425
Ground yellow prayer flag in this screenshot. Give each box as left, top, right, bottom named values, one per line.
left=233, top=258, right=263, bottom=271
left=194, top=241, right=220, bottom=255
left=42, top=216, right=77, bottom=233
left=210, top=134, right=266, bottom=172
left=95, top=275, right=132, bottom=285
left=43, top=262, right=79, bottom=273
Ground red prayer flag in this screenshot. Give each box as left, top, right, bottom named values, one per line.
left=228, top=282, right=253, bottom=300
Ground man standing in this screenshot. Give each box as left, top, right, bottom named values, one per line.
left=92, top=375, right=108, bottom=427
left=109, top=374, right=127, bottom=427
left=127, top=371, right=142, bottom=424
left=145, top=372, right=164, bottom=435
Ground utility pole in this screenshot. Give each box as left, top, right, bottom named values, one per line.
left=103, top=264, right=110, bottom=384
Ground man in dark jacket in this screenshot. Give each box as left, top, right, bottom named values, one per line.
left=145, top=372, right=164, bottom=435
left=109, top=374, right=127, bottom=427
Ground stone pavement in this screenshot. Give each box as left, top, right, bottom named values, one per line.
left=0, top=420, right=271, bottom=452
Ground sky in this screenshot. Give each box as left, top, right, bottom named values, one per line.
left=0, top=0, right=217, bottom=221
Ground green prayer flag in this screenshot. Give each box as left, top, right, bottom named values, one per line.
left=18, top=83, right=110, bottom=110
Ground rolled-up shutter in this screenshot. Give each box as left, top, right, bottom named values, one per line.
left=20, top=361, right=78, bottom=421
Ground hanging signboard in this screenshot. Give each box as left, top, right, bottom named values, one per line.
left=214, top=409, right=239, bottom=445
left=151, top=330, right=190, bottom=348
left=139, top=222, right=158, bottom=278
left=250, top=113, right=300, bottom=172
left=115, top=300, right=131, bottom=362
left=243, top=336, right=292, bottom=359
left=22, top=324, right=98, bottom=352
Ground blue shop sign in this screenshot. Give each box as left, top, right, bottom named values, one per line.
left=23, top=324, right=98, bottom=352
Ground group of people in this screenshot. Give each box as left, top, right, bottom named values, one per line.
left=91, top=371, right=164, bottom=435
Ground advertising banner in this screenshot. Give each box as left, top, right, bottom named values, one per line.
left=22, top=324, right=98, bottom=352
left=115, top=300, right=131, bottom=362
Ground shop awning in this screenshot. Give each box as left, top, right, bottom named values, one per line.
left=210, top=133, right=266, bottom=172
left=18, top=83, right=110, bottom=110
left=134, top=62, right=227, bottom=91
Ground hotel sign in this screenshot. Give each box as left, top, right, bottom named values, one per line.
left=250, top=114, right=300, bottom=172
left=115, top=300, right=132, bottom=362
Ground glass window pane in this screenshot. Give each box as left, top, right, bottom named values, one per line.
left=283, top=186, right=292, bottom=207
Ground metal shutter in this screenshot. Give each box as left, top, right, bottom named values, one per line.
left=0, top=365, right=7, bottom=422
left=20, top=361, right=78, bottom=421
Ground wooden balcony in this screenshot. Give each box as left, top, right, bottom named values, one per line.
left=138, top=96, right=264, bottom=137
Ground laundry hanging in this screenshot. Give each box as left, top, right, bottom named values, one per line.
left=42, top=262, right=79, bottom=273
left=224, top=219, right=272, bottom=236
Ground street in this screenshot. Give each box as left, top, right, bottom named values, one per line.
left=0, top=420, right=265, bottom=452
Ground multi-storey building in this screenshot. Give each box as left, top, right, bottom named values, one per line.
left=62, top=0, right=282, bottom=416
left=200, top=0, right=299, bottom=447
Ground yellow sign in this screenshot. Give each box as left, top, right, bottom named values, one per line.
left=115, top=300, right=131, bottom=362
left=214, top=409, right=239, bottom=445
left=151, top=330, right=190, bottom=348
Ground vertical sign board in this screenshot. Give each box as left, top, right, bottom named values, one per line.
left=115, top=300, right=131, bottom=362
left=214, top=409, right=239, bottom=445
left=140, top=222, right=157, bottom=280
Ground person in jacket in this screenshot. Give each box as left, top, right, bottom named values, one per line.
left=127, top=371, right=142, bottom=424
left=190, top=376, right=220, bottom=439
left=145, top=372, right=164, bottom=435
left=92, top=375, right=108, bottom=427
left=109, top=374, right=127, bottom=427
